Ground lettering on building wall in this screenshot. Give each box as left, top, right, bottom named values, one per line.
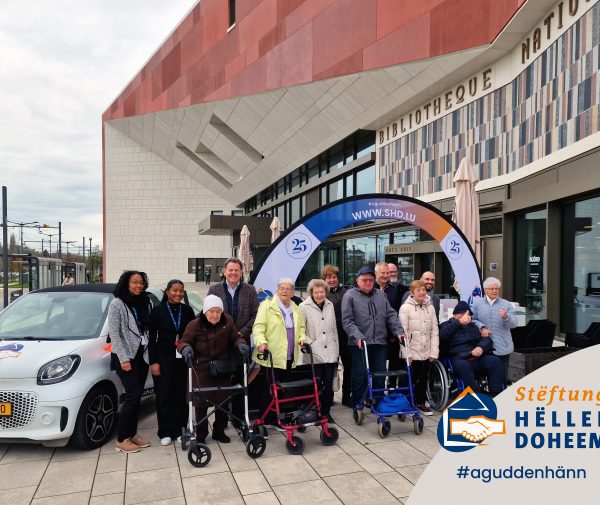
left=378, top=68, right=492, bottom=145
left=521, top=0, right=593, bottom=64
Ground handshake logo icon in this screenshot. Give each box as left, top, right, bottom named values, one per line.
left=437, top=387, right=506, bottom=452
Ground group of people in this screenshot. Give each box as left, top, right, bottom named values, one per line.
left=106, top=259, right=517, bottom=454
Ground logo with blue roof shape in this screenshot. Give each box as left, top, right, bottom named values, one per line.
left=256, top=288, right=273, bottom=302
left=437, top=387, right=506, bottom=452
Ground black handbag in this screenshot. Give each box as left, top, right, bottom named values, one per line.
left=208, top=358, right=236, bottom=378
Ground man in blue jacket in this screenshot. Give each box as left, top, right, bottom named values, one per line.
left=439, top=301, right=504, bottom=396
left=342, top=266, right=405, bottom=409
left=471, top=277, right=518, bottom=382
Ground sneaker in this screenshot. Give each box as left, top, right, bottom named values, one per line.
left=176, top=436, right=182, bottom=443
left=325, top=414, right=335, bottom=424
left=130, top=434, right=151, bottom=448
left=115, top=439, right=141, bottom=453
left=212, top=432, right=231, bottom=443
left=417, top=404, right=433, bottom=416
left=160, top=437, right=172, bottom=446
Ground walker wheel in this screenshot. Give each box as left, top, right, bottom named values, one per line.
left=285, top=435, right=305, bottom=455
left=188, top=441, right=211, bottom=467
left=253, top=423, right=268, bottom=439
left=397, top=414, right=406, bottom=422
left=320, top=427, right=339, bottom=446
left=377, top=419, right=391, bottom=438
left=413, top=415, right=424, bottom=435
left=245, top=435, right=267, bottom=459
left=180, top=428, right=191, bottom=450
left=353, top=409, right=364, bottom=426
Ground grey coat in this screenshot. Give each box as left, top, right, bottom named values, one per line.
left=471, top=297, right=518, bottom=356
left=106, top=298, right=149, bottom=363
left=342, top=287, right=404, bottom=347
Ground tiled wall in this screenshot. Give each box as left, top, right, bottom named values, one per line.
left=378, top=3, right=600, bottom=197
left=104, top=125, right=235, bottom=284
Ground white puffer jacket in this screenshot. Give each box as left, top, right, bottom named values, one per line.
left=299, top=297, right=339, bottom=364
left=399, top=296, right=439, bottom=361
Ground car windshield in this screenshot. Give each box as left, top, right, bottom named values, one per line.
left=0, top=291, right=113, bottom=340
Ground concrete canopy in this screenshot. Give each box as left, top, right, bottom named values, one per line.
left=103, top=0, right=554, bottom=207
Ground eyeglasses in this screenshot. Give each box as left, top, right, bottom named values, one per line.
left=486, top=287, right=500, bottom=291
left=278, top=287, right=293, bottom=292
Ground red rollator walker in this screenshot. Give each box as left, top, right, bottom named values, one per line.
left=254, top=343, right=339, bottom=455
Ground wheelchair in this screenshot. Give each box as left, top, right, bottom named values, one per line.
left=426, top=357, right=491, bottom=411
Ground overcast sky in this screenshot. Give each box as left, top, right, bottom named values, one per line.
left=0, top=0, right=197, bottom=255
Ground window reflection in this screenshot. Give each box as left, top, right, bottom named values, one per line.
left=561, top=195, right=600, bottom=333
left=514, top=209, right=547, bottom=320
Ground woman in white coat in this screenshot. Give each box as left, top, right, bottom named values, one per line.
left=399, top=280, right=439, bottom=416
left=300, top=278, right=339, bottom=423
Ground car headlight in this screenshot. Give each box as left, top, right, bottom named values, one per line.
left=37, top=355, right=81, bottom=385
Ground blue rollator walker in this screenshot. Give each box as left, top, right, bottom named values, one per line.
left=353, top=337, right=424, bottom=437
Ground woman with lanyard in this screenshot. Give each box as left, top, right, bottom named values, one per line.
left=107, top=270, right=153, bottom=453
left=149, top=279, right=196, bottom=446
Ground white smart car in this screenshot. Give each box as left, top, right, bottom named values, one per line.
left=0, top=284, right=201, bottom=449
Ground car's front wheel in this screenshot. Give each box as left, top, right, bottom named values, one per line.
left=71, top=384, right=117, bottom=449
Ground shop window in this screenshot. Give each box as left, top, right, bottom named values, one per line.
left=514, top=208, right=547, bottom=319
left=231, top=210, right=243, bottom=216
left=561, top=195, right=600, bottom=333
left=393, top=229, right=419, bottom=244
left=211, top=210, right=224, bottom=215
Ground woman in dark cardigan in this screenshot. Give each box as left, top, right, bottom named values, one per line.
left=148, top=279, right=196, bottom=446
left=178, top=295, right=248, bottom=443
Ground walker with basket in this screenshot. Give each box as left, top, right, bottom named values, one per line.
left=353, top=337, right=424, bottom=437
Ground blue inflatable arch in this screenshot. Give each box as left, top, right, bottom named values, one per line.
left=250, top=194, right=482, bottom=303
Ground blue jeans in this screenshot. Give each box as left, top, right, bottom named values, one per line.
left=451, top=355, right=505, bottom=395
left=351, top=344, right=388, bottom=405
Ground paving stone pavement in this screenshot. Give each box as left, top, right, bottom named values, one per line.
left=0, top=393, right=441, bottom=505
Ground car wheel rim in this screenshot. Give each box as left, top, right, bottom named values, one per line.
left=86, top=394, right=115, bottom=443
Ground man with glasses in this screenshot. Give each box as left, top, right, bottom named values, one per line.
left=375, top=262, right=402, bottom=389
left=342, top=267, right=405, bottom=411
left=471, top=277, right=517, bottom=382
left=387, top=262, right=409, bottom=299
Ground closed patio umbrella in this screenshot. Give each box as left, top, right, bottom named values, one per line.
left=452, top=157, right=481, bottom=265
left=238, top=225, right=253, bottom=279
left=270, top=216, right=281, bottom=243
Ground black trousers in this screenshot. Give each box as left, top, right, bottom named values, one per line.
left=387, top=339, right=402, bottom=388
left=195, top=405, right=228, bottom=441
left=409, top=360, right=431, bottom=405
left=314, top=363, right=336, bottom=416
left=152, top=356, right=188, bottom=439
left=339, top=345, right=352, bottom=402
left=112, top=347, right=148, bottom=443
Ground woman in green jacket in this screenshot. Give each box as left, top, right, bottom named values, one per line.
left=253, top=278, right=306, bottom=418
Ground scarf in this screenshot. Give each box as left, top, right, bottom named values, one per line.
left=278, top=299, right=294, bottom=328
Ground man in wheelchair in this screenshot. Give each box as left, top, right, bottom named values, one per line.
left=439, top=301, right=504, bottom=396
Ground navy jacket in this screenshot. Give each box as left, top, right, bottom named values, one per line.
left=439, top=318, right=493, bottom=360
